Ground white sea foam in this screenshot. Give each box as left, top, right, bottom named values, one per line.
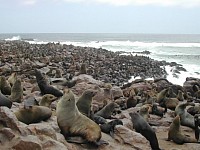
left=5, top=36, right=21, bottom=41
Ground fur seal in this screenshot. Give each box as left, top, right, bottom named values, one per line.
left=194, top=114, right=200, bottom=141
left=35, top=69, right=63, bottom=97
left=56, top=89, right=104, bottom=145
left=129, top=112, right=161, bottom=150
left=168, top=115, right=197, bottom=144
left=164, top=98, right=179, bottom=111
left=8, top=72, right=17, bottom=87
left=139, top=105, right=150, bottom=122
left=177, top=90, right=184, bottom=101
left=156, top=88, right=168, bottom=103
left=95, top=102, right=120, bottom=119
left=100, top=119, right=123, bottom=137
left=152, top=103, right=165, bottom=117
left=126, top=95, right=138, bottom=109
left=39, top=94, right=58, bottom=107
left=175, top=102, right=195, bottom=129
left=0, top=91, right=12, bottom=108
left=76, top=89, right=97, bottom=117
left=0, top=76, right=11, bottom=95
left=10, top=79, right=23, bottom=103
left=15, top=106, right=52, bottom=124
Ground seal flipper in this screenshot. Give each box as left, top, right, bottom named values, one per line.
left=66, top=136, right=88, bottom=144
left=94, top=139, right=109, bottom=146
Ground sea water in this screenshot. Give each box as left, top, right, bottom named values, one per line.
left=1, top=33, right=200, bottom=85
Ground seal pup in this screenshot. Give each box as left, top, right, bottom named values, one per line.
left=100, top=119, right=123, bottom=137
left=76, top=89, right=97, bottom=117
left=10, top=79, right=23, bottom=103
left=175, top=102, right=195, bottom=129
left=35, top=69, right=63, bottom=97
left=95, top=102, right=120, bottom=119
left=15, top=106, right=52, bottom=125
left=139, top=105, right=150, bottom=122
left=56, top=89, right=106, bottom=146
left=129, top=112, right=161, bottom=150
left=168, top=115, right=197, bottom=144
left=0, top=76, right=11, bottom=95
left=0, top=91, right=12, bottom=108
left=39, top=94, right=58, bottom=108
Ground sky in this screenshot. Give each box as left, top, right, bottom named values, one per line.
left=0, top=0, right=200, bottom=34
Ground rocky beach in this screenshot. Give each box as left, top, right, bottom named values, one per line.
left=0, top=40, right=200, bottom=150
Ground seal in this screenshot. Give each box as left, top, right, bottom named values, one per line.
left=15, top=106, right=52, bottom=125
left=194, top=114, right=200, bottom=141
left=8, top=72, right=17, bottom=87
left=39, top=94, right=58, bottom=108
left=129, top=112, right=161, bottom=150
left=152, top=103, right=165, bottom=117
left=168, top=115, right=197, bottom=144
left=35, top=69, right=63, bottom=97
left=164, top=98, right=179, bottom=111
left=10, top=79, right=23, bottom=103
left=76, top=89, right=97, bottom=117
left=0, top=91, right=12, bottom=108
left=126, top=95, right=138, bottom=109
left=156, top=88, right=168, bottom=103
left=100, top=119, right=123, bottom=137
left=0, top=76, right=11, bottom=95
left=56, top=89, right=104, bottom=145
left=139, top=105, right=150, bottom=122
left=175, top=102, right=195, bottom=129
left=177, top=90, right=184, bottom=101
left=95, top=102, right=120, bottom=119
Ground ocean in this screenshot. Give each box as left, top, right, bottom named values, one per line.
left=1, top=33, right=200, bottom=86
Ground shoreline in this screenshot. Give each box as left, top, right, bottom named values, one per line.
left=0, top=40, right=187, bottom=86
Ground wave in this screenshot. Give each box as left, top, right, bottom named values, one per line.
left=5, top=36, right=21, bottom=41
left=60, top=40, right=200, bottom=48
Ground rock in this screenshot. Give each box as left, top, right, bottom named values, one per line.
left=0, top=128, right=15, bottom=143
left=0, top=107, right=20, bottom=131
left=111, top=86, right=124, bottom=100
left=27, top=123, right=57, bottom=140
left=12, top=135, right=42, bottom=150
left=114, top=125, right=151, bottom=150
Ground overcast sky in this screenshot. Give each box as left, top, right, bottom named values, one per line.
left=0, top=0, right=200, bottom=34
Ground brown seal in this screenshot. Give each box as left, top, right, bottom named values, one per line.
left=139, top=105, right=150, bottom=122
left=129, top=112, right=161, bottom=150
left=187, top=104, right=200, bottom=116
left=156, top=88, right=168, bottom=103
left=95, top=102, right=120, bottom=119
left=164, top=98, right=179, bottom=110
left=0, top=76, right=11, bottom=95
left=177, top=90, right=184, bottom=101
left=15, top=106, right=52, bottom=125
left=76, top=89, right=97, bottom=117
left=39, top=94, right=58, bottom=107
left=8, top=72, right=17, bottom=87
left=56, top=89, right=104, bottom=145
left=168, top=115, right=197, bottom=144
left=10, top=79, right=23, bottom=103
left=0, top=91, right=12, bottom=108
left=35, top=69, right=63, bottom=97
left=175, top=102, right=195, bottom=129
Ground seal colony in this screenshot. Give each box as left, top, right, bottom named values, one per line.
left=0, top=40, right=200, bottom=149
